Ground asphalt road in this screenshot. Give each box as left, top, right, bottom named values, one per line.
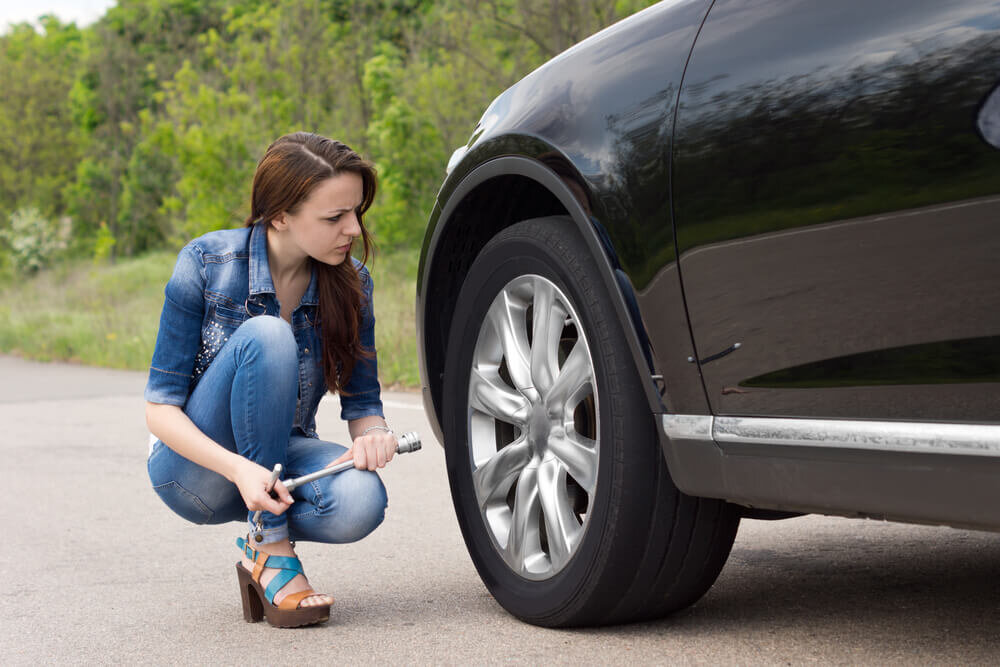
left=2, top=355, right=999, bottom=664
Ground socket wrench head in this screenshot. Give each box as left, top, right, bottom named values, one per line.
left=396, top=431, right=422, bottom=453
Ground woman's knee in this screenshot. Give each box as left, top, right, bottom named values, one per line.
left=305, top=469, right=388, bottom=543
left=235, top=315, right=297, bottom=365
left=148, top=447, right=243, bottom=525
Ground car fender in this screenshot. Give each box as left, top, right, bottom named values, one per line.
left=417, top=148, right=665, bottom=445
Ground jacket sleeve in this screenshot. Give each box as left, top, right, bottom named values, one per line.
left=143, top=243, right=206, bottom=406
left=339, top=265, right=385, bottom=421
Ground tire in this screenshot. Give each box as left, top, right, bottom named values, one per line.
left=442, top=216, right=740, bottom=627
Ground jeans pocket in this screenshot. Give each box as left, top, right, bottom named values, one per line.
left=153, top=480, right=215, bottom=525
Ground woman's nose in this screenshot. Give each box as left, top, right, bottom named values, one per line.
left=346, top=212, right=362, bottom=237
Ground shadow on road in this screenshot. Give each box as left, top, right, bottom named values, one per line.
left=583, top=521, right=1000, bottom=658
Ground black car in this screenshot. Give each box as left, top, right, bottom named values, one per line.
left=416, top=0, right=1000, bottom=627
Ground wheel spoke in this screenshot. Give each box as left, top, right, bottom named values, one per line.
left=472, top=437, right=531, bottom=509
left=487, top=289, right=533, bottom=394
left=470, top=367, right=530, bottom=425
left=546, top=339, right=593, bottom=413
left=537, top=458, right=582, bottom=570
left=530, top=278, right=566, bottom=396
left=505, top=465, right=540, bottom=570
left=548, top=430, right=598, bottom=495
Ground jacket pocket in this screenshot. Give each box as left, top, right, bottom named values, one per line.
left=211, top=302, right=247, bottom=327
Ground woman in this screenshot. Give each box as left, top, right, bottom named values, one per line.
left=144, top=132, right=396, bottom=628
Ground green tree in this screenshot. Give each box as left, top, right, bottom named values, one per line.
left=0, top=17, right=82, bottom=223
left=65, top=0, right=228, bottom=257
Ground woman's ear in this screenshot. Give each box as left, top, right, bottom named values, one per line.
left=270, top=213, right=288, bottom=231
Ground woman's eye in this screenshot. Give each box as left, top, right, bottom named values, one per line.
left=325, top=216, right=341, bottom=223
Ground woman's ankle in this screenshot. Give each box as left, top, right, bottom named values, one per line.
left=255, top=537, right=295, bottom=556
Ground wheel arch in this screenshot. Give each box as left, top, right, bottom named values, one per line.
left=418, top=155, right=664, bottom=444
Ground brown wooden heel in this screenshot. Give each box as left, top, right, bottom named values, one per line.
left=236, top=563, right=264, bottom=622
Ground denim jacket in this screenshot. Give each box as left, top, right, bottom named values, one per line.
left=144, top=222, right=383, bottom=437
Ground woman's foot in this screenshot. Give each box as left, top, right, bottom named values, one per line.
left=241, top=539, right=332, bottom=608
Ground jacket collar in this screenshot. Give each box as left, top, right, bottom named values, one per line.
left=248, top=221, right=319, bottom=307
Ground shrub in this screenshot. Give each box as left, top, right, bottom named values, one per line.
left=0, top=207, right=68, bottom=274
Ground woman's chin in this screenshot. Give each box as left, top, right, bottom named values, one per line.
left=314, top=252, right=349, bottom=266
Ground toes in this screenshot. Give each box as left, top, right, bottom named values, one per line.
left=303, top=594, right=332, bottom=607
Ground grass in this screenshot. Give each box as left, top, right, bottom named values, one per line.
left=368, top=247, right=420, bottom=389
left=0, top=247, right=421, bottom=389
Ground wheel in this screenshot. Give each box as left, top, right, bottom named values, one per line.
left=442, top=216, right=740, bottom=627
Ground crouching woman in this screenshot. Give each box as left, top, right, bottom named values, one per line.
left=144, top=132, right=396, bottom=628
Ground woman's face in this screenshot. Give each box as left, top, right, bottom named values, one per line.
left=280, top=172, right=364, bottom=266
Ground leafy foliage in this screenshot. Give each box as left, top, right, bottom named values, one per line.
left=0, top=0, right=656, bottom=260
left=0, top=0, right=658, bottom=381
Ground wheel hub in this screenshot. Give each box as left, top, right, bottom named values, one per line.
left=526, top=403, right=552, bottom=456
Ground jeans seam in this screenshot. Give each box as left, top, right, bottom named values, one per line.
left=150, top=365, right=193, bottom=378
left=243, top=338, right=256, bottom=452
left=310, top=479, right=325, bottom=515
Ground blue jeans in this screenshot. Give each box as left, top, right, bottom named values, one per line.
left=147, top=315, right=387, bottom=544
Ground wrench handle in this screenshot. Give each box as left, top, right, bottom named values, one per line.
left=249, top=432, right=421, bottom=528
left=281, top=431, right=422, bottom=493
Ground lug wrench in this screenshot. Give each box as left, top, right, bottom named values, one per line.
left=251, top=431, right=421, bottom=541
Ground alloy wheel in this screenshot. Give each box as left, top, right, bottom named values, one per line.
left=466, top=275, right=600, bottom=580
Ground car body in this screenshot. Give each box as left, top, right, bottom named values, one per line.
left=416, top=0, right=1000, bottom=627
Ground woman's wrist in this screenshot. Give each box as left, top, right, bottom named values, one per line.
left=360, top=424, right=392, bottom=437
left=222, top=450, right=250, bottom=483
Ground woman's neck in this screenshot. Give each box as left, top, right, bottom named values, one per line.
left=265, top=225, right=310, bottom=286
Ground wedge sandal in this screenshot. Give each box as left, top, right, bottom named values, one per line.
left=235, top=536, right=332, bottom=628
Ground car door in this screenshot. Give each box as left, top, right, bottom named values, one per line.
left=672, top=0, right=1000, bottom=423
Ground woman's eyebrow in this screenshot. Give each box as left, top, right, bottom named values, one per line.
left=322, top=202, right=362, bottom=216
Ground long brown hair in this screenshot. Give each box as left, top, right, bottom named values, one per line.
left=245, top=132, right=376, bottom=393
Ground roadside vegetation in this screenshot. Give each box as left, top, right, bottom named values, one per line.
left=0, top=0, right=657, bottom=386
left=0, top=246, right=420, bottom=386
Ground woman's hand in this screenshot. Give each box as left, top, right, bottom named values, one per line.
left=330, top=430, right=397, bottom=471
left=232, top=458, right=294, bottom=515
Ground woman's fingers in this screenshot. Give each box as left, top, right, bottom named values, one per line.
left=260, top=492, right=289, bottom=515
left=371, top=434, right=394, bottom=469
left=329, top=450, right=352, bottom=467
left=366, top=437, right=383, bottom=470
left=381, top=433, right=398, bottom=465
left=254, top=477, right=292, bottom=514
left=343, top=433, right=398, bottom=471
left=234, top=458, right=294, bottom=514
left=245, top=490, right=287, bottom=515
left=328, top=434, right=400, bottom=473
left=353, top=442, right=368, bottom=470
left=271, top=478, right=294, bottom=505
left=385, top=439, right=396, bottom=464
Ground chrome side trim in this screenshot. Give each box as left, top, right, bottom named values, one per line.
left=715, top=416, right=1000, bottom=457
left=662, top=414, right=714, bottom=441
left=661, top=414, right=1000, bottom=457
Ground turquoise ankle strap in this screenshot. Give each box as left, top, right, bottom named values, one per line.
left=236, top=537, right=305, bottom=605
left=236, top=536, right=259, bottom=561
